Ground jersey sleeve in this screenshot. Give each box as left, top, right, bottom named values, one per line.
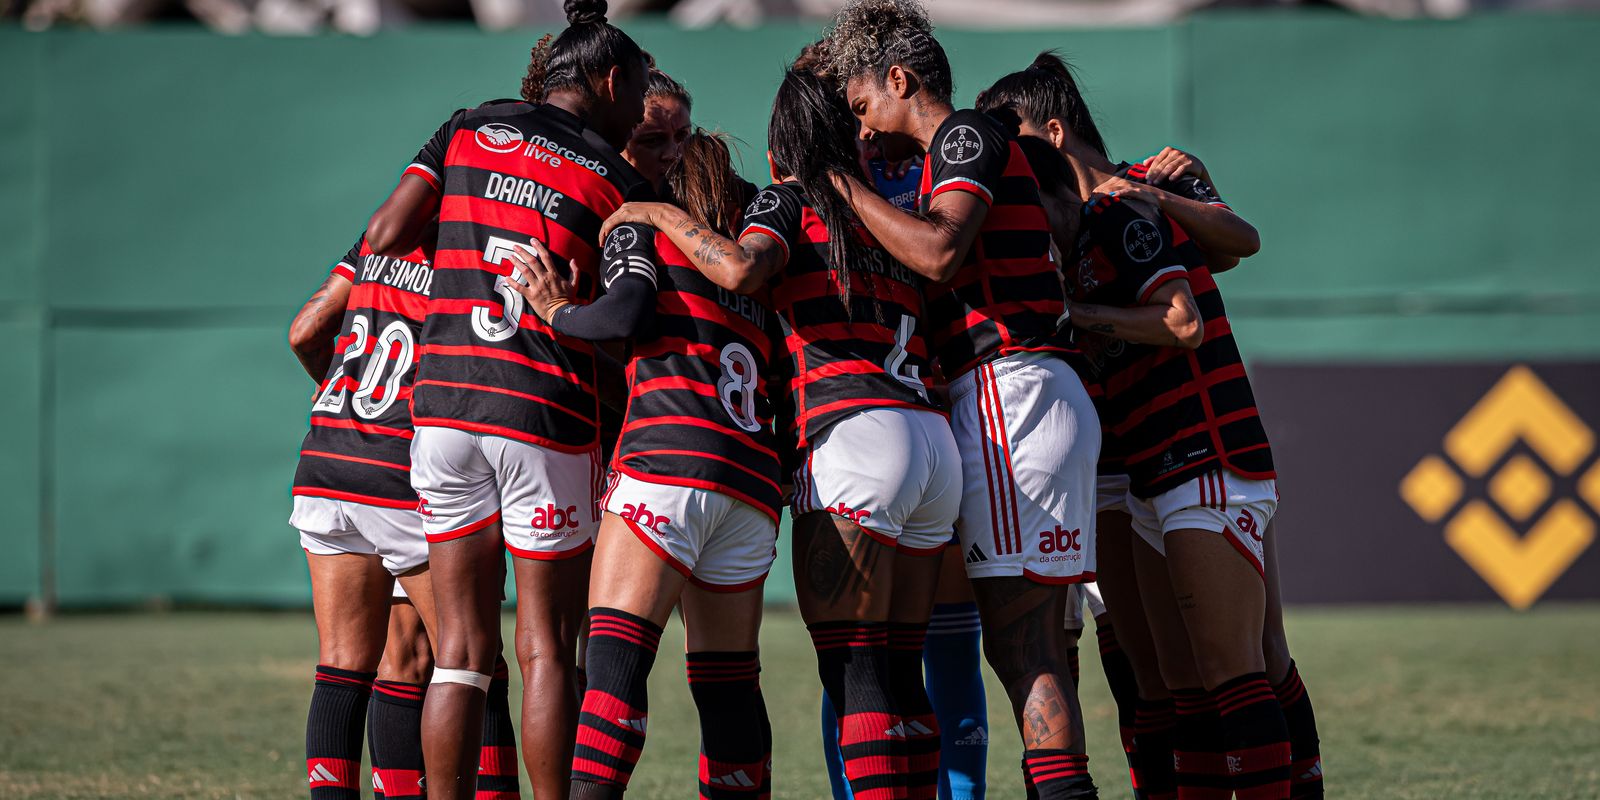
left=550, top=223, right=659, bottom=341
left=331, top=236, right=364, bottom=282
left=402, top=109, right=467, bottom=192
left=738, top=184, right=803, bottom=265
left=924, top=109, right=1010, bottom=206
left=1089, top=196, right=1189, bottom=305
left=1166, top=174, right=1230, bottom=210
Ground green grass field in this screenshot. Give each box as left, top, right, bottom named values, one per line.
left=3, top=605, right=1598, bottom=799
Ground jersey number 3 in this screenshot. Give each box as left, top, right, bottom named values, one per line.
left=473, top=236, right=531, bottom=342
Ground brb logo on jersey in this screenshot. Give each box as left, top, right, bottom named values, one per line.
left=620, top=502, right=672, bottom=534
left=940, top=125, right=983, bottom=165
left=476, top=123, right=525, bottom=154
left=1123, top=218, right=1162, bottom=263
left=529, top=503, right=581, bottom=534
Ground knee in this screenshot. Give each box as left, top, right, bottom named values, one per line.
left=516, top=628, right=577, bottom=677
left=1188, top=628, right=1264, bottom=687
left=319, top=645, right=382, bottom=674
left=379, top=640, right=435, bottom=684
left=433, top=626, right=499, bottom=673
left=1261, top=629, right=1292, bottom=684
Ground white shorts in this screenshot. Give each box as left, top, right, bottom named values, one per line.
left=603, top=472, right=778, bottom=591
left=951, top=351, right=1100, bottom=584
left=1126, top=469, right=1277, bottom=576
left=292, top=495, right=428, bottom=575
left=792, top=406, right=962, bottom=554
left=1064, top=581, right=1108, bottom=630
left=410, top=426, right=604, bottom=560
left=1096, top=473, right=1132, bottom=515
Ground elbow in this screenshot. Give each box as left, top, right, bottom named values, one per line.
left=1209, top=254, right=1241, bottom=274
left=287, top=320, right=320, bottom=357
left=365, top=212, right=407, bottom=256
left=1173, top=316, right=1204, bottom=349
left=921, top=251, right=964, bottom=285
left=1238, top=226, right=1261, bottom=257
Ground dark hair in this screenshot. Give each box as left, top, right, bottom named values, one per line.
left=666, top=130, right=740, bottom=239
left=825, top=0, right=952, bottom=103
left=976, top=51, right=1109, bottom=159
left=521, top=0, right=646, bottom=103
left=792, top=40, right=831, bottom=75
left=1016, top=135, right=1075, bottom=197
left=646, top=69, right=692, bottom=112
left=768, top=69, right=875, bottom=309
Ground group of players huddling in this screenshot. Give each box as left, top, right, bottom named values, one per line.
left=285, top=1, right=1325, bottom=798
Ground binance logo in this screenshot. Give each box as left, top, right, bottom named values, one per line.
left=1400, top=366, right=1599, bottom=609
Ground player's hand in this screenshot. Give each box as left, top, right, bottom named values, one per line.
left=599, top=203, right=664, bottom=244
left=1093, top=178, right=1164, bottom=219
left=1142, top=146, right=1206, bottom=185
left=506, top=238, right=575, bottom=324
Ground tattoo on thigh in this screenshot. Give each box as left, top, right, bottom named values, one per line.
left=1177, top=592, right=1198, bottom=611
left=805, top=521, right=879, bottom=606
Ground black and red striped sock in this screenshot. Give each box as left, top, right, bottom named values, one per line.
left=571, top=608, right=662, bottom=799
left=1023, top=750, right=1098, bottom=799
left=809, top=621, right=902, bottom=800
left=686, top=651, right=768, bottom=798
left=306, top=665, right=375, bottom=800
left=757, top=679, right=773, bottom=800
left=1023, top=757, right=1040, bottom=800
left=1274, top=662, right=1322, bottom=798
left=368, top=680, right=425, bottom=800
left=477, top=658, right=519, bottom=800
left=889, top=622, right=940, bottom=800
left=1093, top=625, right=1144, bottom=796
left=1131, top=697, right=1177, bottom=800
left=1215, top=673, right=1291, bottom=800
left=1172, top=688, right=1229, bottom=800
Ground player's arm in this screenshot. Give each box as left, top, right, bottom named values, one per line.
left=288, top=270, right=353, bottom=382
left=601, top=202, right=786, bottom=295
left=1069, top=279, right=1202, bottom=349
left=1096, top=177, right=1258, bottom=270
left=833, top=175, right=985, bottom=284
left=367, top=114, right=457, bottom=255
left=506, top=226, right=658, bottom=341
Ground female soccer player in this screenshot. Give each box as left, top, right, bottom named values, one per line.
left=821, top=2, right=1100, bottom=796
left=622, top=67, right=692, bottom=194
left=288, top=236, right=521, bottom=800
left=363, top=2, right=654, bottom=796
left=502, top=129, right=779, bottom=800
left=983, top=56, right=1296, bottom=800
left=602, top=67, right=959, bottom=800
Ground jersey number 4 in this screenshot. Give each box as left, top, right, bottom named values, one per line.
left=313, top=314, right=416, bottom=420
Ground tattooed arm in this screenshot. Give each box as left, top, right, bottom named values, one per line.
left=600, top=202, right=785, bottom=294
left=288, top=272, right=353, bottom=382
left=1069, top=279, right=1202, bottom=349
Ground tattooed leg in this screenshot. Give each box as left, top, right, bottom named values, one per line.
left=792, top=511, right=893, bottom=624
left=974, top=578, right=1099, bottom=798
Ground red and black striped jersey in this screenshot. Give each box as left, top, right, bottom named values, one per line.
left=918, top=109, right=1066, bottom=379
left=1078, top=202, right=1275, bottom=498
left=604, top=225, right=784, bottom=521
left=739, top=181, right=937, bottom=448
left=404, top=101, right=653, bottom=451
left=293, top=236, right=434, bottom=509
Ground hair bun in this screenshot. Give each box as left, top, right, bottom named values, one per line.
left=564, top=0, right=607, bottom=24
left=1029, top=50, right=1072, bottom=79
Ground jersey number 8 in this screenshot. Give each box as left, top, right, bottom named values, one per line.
left=717, top=342, right=762, bottom=433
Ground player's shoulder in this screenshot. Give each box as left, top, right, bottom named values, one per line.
left=746, top=181, right=803, bottom=217
left=1085, top=195, right=1171, bottom=262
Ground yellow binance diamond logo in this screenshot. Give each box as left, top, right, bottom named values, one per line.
left=1401, top=366, right=1598, bottom=610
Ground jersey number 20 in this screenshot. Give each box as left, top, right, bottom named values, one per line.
left=313, top=315, right=415, bottom=420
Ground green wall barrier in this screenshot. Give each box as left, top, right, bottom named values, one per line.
left=1, top=13, right=1596, bottom=606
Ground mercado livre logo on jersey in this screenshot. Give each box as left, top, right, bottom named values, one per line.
left=475, top=123, right=525, bottom=154
left=1400, top=365, right=1599, bottom=609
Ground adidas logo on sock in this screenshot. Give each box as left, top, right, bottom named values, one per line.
left=884, top=720, right=936, bottom=738
left=308, top=763, right=341, bottom=786
left=954, top=726, right=989, bottom=746
left=1299, top=761, right=1324, bottom=780
left=708, top=769, right=757, bottom=787
left=372, top=772, right=384, bottom=792
left=966, top=543, right=988, bottom=564
left=616, top=716, right=649, bottom=734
